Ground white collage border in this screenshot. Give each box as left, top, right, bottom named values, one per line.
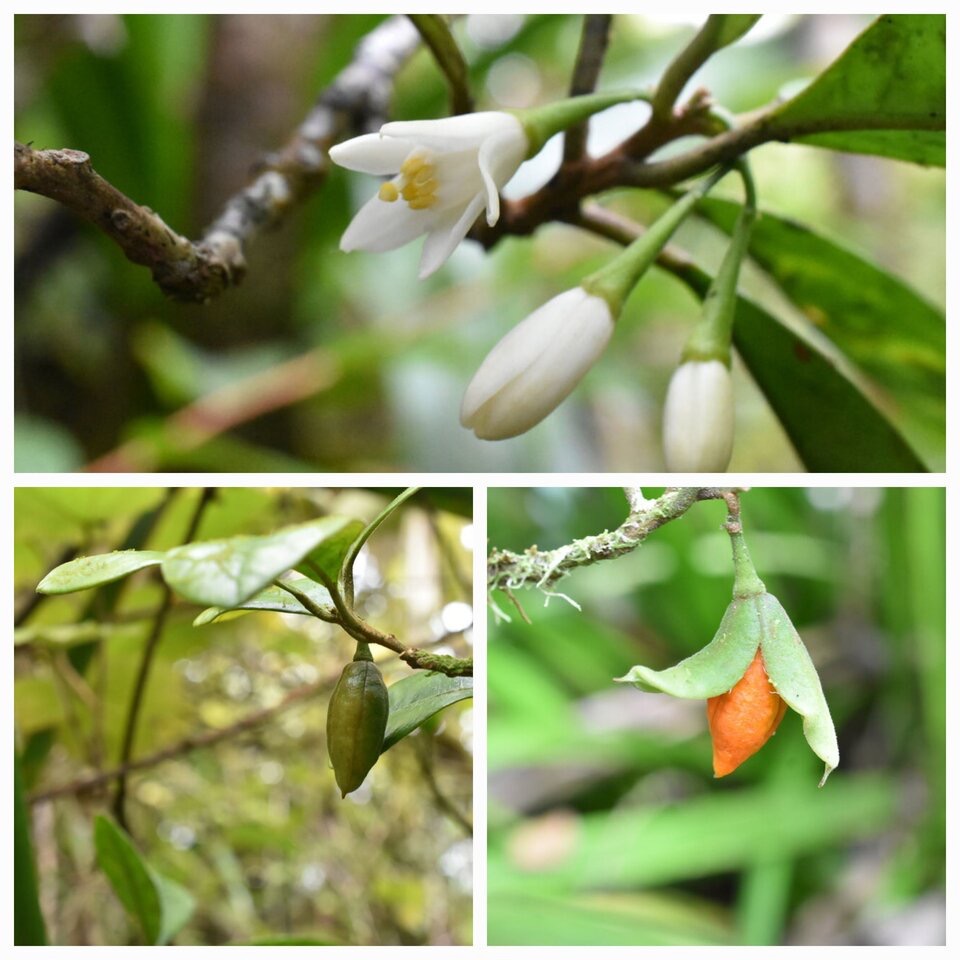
left=3, top=0, right=956, bottom=956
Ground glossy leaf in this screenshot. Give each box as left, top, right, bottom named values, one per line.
left=193, top=577, right=336, bottom=625
left=94, top=815, right=194, bottom=945
left=162, top=516, right=355, bottom=607
left=616, top=597, right=760, bottom=699
left=37, top=550, right=165, bottom=595
left=294, top=519, right=366, bottom=585
left=382, top=672, right=474, bottom=753
left=675, top=262, right=927, bottom=471
left=14, top=755, right=47, bottom=945
left=756, top=593, right=839, bottom=785
left=771, top=15, right=945, bottom=165
left=694, top=196, right=944, bottom=458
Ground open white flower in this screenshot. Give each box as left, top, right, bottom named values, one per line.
left=329, top=112, right=527, bottom=279
left=460, top=287, right=614, bottom=440
left=662, top=359, right=734, bottom=471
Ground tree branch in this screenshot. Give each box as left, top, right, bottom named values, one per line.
left=562, top=15, right=613, bottom=165
left=650, top=15, right=726, bottom=123
left=112, top=488, right=215, bottom=828
left=408, top=14, right=473, bottom=115
left=14, top=15, right=421, bottom=302
left=29, top=671, right=336, bottom=806
left=488, top=487, right=733, bottom=593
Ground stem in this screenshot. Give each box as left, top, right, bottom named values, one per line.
left=682, top=159, right=757, bottom=364
left=651, top=16, right=727, bottom=122
left=724, top=492, right=766, bottom=598
left=581, top=164, right=730, bottom=314
left=563, top=15, right=614, bottom=164
left=112, top=487, right=216, bottom=828
left=408, top=15, right=473, bottom=115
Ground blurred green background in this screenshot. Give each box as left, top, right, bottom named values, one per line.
left=487, top=487, right=945, bottom=945
left=14, top=487, right=473, bottom=945
left=14, top=14, right=945, bottom=471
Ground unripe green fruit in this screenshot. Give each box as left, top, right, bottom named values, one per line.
left=326, top=647, right=389, bottom=798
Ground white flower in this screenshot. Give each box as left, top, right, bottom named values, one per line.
left=329, top=112, right=527, bottom=279
left=460, top=287, right=614, bottom=440
left=662, top=359, right=735, bottom=471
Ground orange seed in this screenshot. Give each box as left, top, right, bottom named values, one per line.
left=706, top=649, right=787, bottom=777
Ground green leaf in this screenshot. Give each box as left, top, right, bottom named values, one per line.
left=193, top=577, right=336, bottom=625
left=14, top=754, right=47, bottom=945
left=616, top=597, right=760, bottom=699
left=756, top=593, right=839, bottom=785
left=694, top=196, right=944, bottom=460
left=771, top=14, right=945, bottom=165
left=794, top=129, right=944, bottom=167
left=713, top=14, right=762, bottom=49
left=93, top=815, right=194, bottom=945
left=674, top=262, right=927, bottom=471
left=294, top=518, right=366, bottom=585
left=37, top=550, right=166, bottom=595
left=339, top=487, right=420, bottom=600
left=489, top=774, right=895, bottom=894
left=382, top=672, right=474, bottom=753
left=161, top=516, right=356, bottom=607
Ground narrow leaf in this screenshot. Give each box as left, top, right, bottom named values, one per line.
left=14, top=754, right=47, bottom=945
left=93, top=815, right=194, bottom=945
left=339, top=487, right=420, bottom=600
left=756, top=593, right=839, bottom=785
left=673, top=261, right=927, bottom=471
left=694, top=196, right=944, bottom=460
left=193, top=577, right=335, bottom=625
left=162, top=516, right=355, bottom=607
left=94, top=815, right=163, bottom=944
left=616, top=598, right=760, bottom=699
left=713, top=14, right=762, bottom=49
left=382, top=672, right=473, bottom=752
left=37, top=550, right=165, bottom=595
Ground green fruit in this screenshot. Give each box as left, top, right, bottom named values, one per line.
left=326, top=644, right=389, bottom=797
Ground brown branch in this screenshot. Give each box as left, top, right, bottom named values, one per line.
left=488, top=487, right=733, bottom=593
left=14, top=15, right=421, bottom=302
left=29, top=673, right=335, bottom=806
left=112, top=488, right=215, bottom=828
left=562, top=15, right=613, bottom=165
left=84, top=346, right=340, bottom=472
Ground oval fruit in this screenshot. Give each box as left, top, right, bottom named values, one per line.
left=326, top=653, right=389, bottom=797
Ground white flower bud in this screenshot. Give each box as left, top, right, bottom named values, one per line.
left=460, top=287, right=614, bottom=440
left=662, top=359, right=734, bottom=471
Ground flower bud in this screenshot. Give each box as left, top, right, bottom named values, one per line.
left=460, top=287, right=614, bottom=440
left=662, top=359, right=734, bottom=471
left=707, top=648, right=787, bottom=777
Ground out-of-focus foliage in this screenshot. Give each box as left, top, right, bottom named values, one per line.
left=14, top=487, right=474, bottom=946
left=487, top=487, right=944, bottom=945
left=14, top=14, right=945, bottom=472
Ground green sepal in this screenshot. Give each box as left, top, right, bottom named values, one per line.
left=615, top=596, right=760, bottom=699
left=515, top=90, right=650, bottom=156
left=756, top=592, right=840, bottom=785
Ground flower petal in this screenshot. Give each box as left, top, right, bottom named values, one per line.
left=418, top=194, right=486, bottom=279
left=477, top=126, right=527, bottom=225
left=460, top=288, right=613, bottom=439
left=380, top=112, right=521, bottom=151
left=340, top=192, right=432, bottom=253
left=328, top=134, right=412, bottom=175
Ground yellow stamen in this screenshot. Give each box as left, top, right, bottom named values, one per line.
left=392, top=150, right=440, bottom=210
left=378, top=181, right=400, bottom=203
left=407, top=197, right=435, bottom=210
